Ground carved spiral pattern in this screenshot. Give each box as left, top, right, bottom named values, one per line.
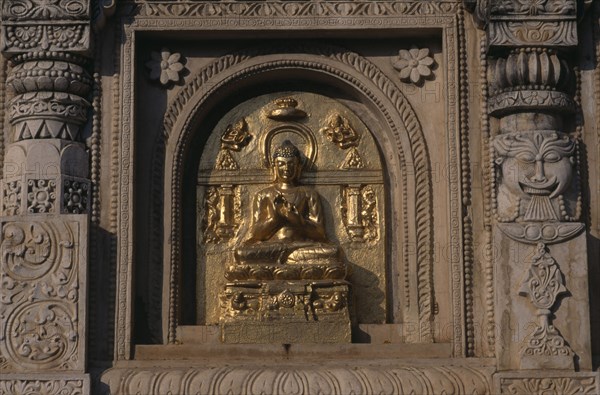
left=5, top=301, right=77, bottom=369
left=3, top=0, right=88, bottom=20
left=1, top=222, right=55, bottom=281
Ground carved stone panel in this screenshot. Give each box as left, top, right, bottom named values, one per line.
left=494, top=231, right=591, bottom=370
left=0, top=216, right=87, bottom=372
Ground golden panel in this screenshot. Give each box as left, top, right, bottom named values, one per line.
left=197, top=92, right=385, bottom=329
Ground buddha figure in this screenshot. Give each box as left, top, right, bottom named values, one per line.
left=234, top=140, right=341, bottom=269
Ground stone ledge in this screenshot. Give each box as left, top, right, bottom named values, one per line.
left=133, top=342, right=454, bottom=361
left=100, top=361, right=494, bottom=395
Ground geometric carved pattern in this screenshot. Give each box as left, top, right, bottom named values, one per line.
left=26, top=179, right=56, bottom=214
left=0, top=218, right=86, bottom=372
left=63, top=179, right=88, bottom=214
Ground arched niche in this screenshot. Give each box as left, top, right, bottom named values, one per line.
left=154, top=46, right=435, bottom=344
left=196, top=92, right=386, bottom=326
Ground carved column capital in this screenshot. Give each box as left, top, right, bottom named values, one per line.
left=471, top=0, right=579, bottom=50
left=1, top=0, right=92, bottom=56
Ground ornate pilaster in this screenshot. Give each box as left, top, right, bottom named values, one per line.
left=473, top=0, right=592, bottom=372
left=0, top=0, right=92, bottom=392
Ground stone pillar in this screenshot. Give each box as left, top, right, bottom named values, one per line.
left=0, top=0, right=92, bottom=393
left=472, top=0, right=595, bottom=386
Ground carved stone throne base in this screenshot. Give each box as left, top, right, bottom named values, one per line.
left=220, top=280, right=351, bottom=343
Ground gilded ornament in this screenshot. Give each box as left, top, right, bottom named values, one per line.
left=267, top=98, right=307, bottom=121
left=221, top=140, right=350, bottom=343
left=220, top=118, right=252, bottom=151
left=320, top=114, right=360, bottom=149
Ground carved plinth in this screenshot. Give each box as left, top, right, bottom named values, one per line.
left=220, top=280, right=351, bottom=343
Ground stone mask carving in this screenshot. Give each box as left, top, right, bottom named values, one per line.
left=493, top=131, right=577, bottom=222
left=494, top=131, right=574, bottom=200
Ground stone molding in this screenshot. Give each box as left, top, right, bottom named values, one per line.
left=1, top=0, right=91, bottom=55
left=101, top=363, right=494, bottom=395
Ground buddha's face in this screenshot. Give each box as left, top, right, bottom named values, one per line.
left=274, top=156, right=300, bottom=183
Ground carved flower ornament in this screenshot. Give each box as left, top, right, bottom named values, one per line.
left=146, top=49, right=185, bottom=86
left=392, top=47, right=435, bottom=85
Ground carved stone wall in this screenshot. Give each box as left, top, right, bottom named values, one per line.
left=0, top=0, right=92, bottom=391
left=1, top=0, right=599, bottom=393
left=476, top=0, right=594, bottom=372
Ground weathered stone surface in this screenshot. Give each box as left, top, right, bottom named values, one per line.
left=101, top=362, right=495, bottom=395
left=0, top=0, right=598, bottom=392
left=0, top=216, right=88, bottom=372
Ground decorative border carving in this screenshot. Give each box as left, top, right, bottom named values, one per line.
left=1, top=24, right=91, bottom=54
left=488, top=20, right=577, bottom=47
left=489, top=90, right=576, bottom=116
left=101, top=364, right=493, bottom=394
left=140, top=1, right=461, bottom=19
left=2, top=0, right=89, bottom=21
left=495, top=372, right=600, bottom=395
left=0, top=377, right=88, bottom=395
left=457, top=5, right=474, bottom=357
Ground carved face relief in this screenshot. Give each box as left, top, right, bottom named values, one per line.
left=494, top=131, right=575, bottom=199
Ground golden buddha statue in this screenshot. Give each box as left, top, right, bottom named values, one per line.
left=232, top=140, right=343, bottom=277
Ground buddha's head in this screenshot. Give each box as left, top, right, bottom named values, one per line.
left=272, top=140, right=302, bottom=184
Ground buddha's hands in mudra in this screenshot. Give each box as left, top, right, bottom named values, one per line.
left=273, top=194, right=304, bottom=226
